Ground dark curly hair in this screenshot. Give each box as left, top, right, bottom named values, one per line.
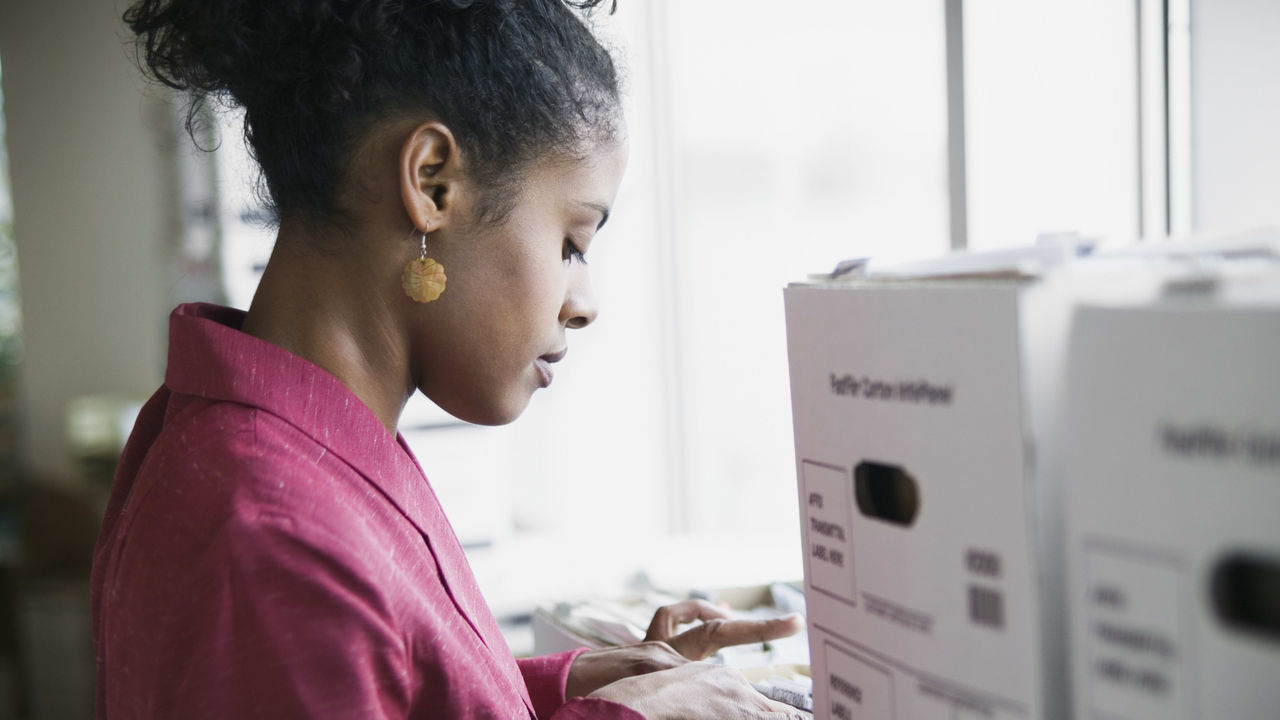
left=123, top=0, right=622, bottom=227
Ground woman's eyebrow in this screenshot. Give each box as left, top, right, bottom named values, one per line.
left=575, top=200, right=611, bottom=230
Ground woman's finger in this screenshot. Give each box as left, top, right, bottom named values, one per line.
left=644, top=599, right=732, bottom=642
left=666, top=614, right=804, bottom=660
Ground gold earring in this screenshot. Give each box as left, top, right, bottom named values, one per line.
left=402, top=231, right=447, bottom=303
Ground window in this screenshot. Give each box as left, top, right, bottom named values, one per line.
left=652, top=0, right=950, bottom=538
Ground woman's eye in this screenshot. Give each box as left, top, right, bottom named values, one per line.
left=562, top=239, right=587, bottom=265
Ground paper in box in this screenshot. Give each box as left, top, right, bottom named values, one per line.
left=1062, top=269, right=1280, bottom=719
left=784, top=244, right=1082, bottom=720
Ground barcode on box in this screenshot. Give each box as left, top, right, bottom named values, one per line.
left=968, top=585, right=1004, bottom=629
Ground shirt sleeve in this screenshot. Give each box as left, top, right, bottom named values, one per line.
left=154, top=510, right=411, bottom=719
left=517, top=649, right=587, bottom=717
left=517, top=649, right=647, bottom=720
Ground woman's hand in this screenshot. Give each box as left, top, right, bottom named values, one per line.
left=565, top=598, right=805, bottom=698
left=587, top=661, right=811, bottom=720
left=643, top=598, right=804, bottom=661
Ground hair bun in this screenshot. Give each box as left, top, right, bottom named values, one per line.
left=124, top=0, right=620, bottom=224
left=127, top=1, right=361, bottom=112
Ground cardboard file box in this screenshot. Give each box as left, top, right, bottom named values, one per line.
left=784, top=248, right=1082, bottom=720
left=1062, top=273, right=1280, bottom=719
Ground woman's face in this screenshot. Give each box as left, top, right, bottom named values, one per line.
left=410, top=140, right=629, bottom=425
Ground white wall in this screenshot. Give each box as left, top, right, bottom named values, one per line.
left=1191, top=0, right=1280, bottom=234
left=0, top=0, right=170, bottom=479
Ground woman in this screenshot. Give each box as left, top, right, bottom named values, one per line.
left=91, top=1, right=808, bottom=718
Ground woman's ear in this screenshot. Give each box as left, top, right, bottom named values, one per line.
left=399, top=122, right=462, bottom=232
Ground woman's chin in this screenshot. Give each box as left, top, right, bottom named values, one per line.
left=434, top=393, right=532, bottom=427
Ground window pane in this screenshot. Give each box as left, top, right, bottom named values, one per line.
left=662, top=0, right=950, bottom=534
left=965, top=0, right=1140, bottom=248
left=1191, top=0, right=1280, bottom=234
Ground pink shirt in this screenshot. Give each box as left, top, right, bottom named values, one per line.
left=92, top=303, right=641, bottom=719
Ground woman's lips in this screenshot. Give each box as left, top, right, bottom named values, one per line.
left=535, top=348, right=567, bottom=388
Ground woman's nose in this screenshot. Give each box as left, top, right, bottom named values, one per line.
left=561, top=271, right=597, bottom=329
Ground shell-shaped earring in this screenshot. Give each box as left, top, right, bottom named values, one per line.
left=402, top=232, right=447, bottom=303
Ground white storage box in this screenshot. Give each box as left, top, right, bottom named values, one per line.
left=1062, top=267, right=1280, bottom=719
left=784, top=244, right=1085, bottom=720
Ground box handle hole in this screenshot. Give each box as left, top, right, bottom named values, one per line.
left=1211, top=552, right=1280, bottom=642
left=854, top=461, right=920, bottom=527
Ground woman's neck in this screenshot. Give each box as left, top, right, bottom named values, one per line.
left=240, top=225, right=411, bottom=435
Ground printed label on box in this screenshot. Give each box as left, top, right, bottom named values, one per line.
left=824, top=640, right=894, bottom=720
left=1084, top=543, right=1194, bottom=720
left=802, top=460, right=857, bottom=605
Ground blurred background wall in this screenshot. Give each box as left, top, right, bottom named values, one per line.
left=0, top=0, right=173, bottom=716
left=1, top=0, right=170, bottom=483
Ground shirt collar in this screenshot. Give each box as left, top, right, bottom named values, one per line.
left=164, top=304, right=533, bottom=712
left=163, top=302, right=458, bottom=544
